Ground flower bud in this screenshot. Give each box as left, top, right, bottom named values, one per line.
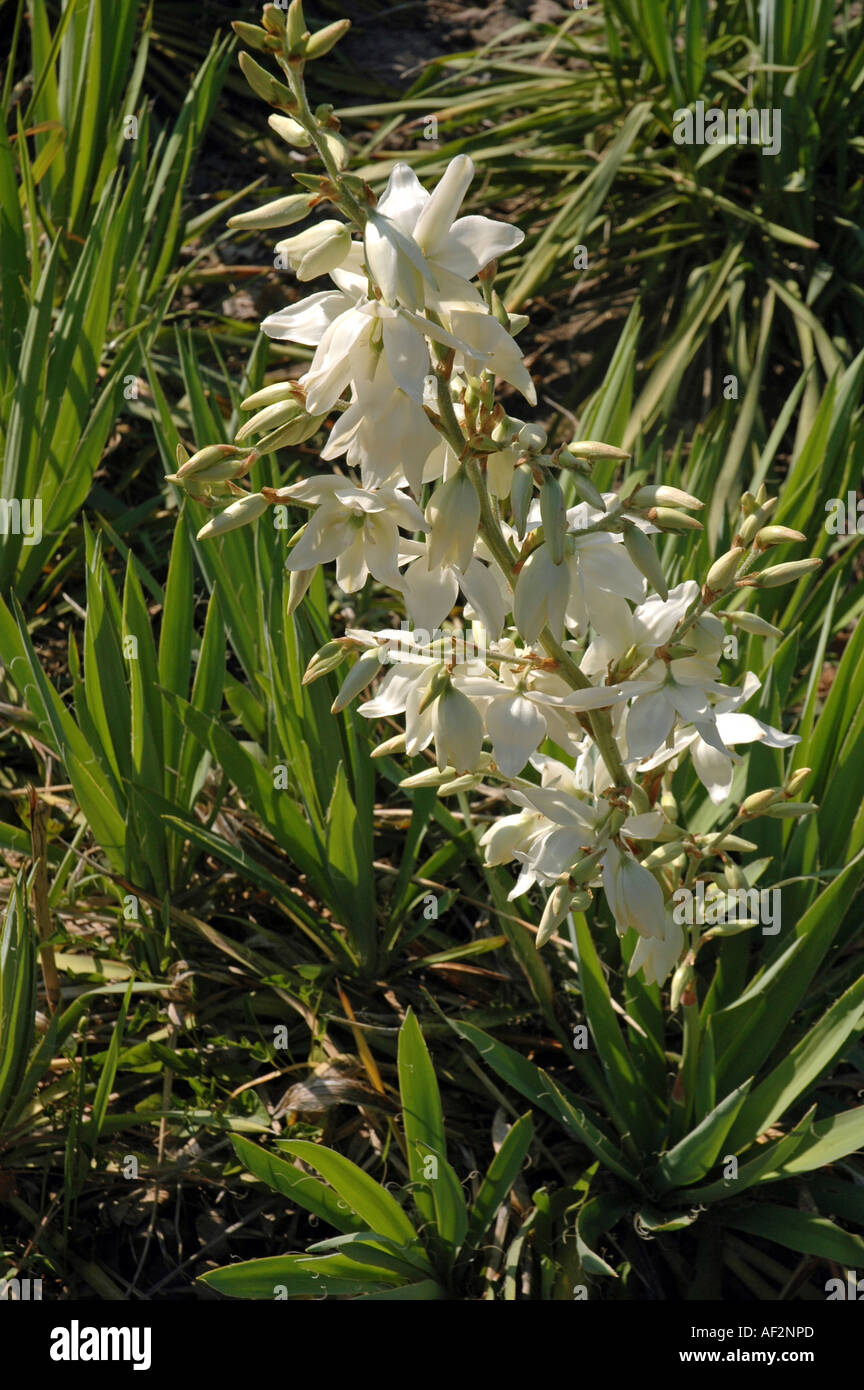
left=567, top=847, right=605, bottom=883
left=255, top=412, right=326, bottom=452
left=510, top=463, right=534, bottom=539
left=744, top=559, right=821, bottom=589
left=718, top=610, right=784, bottom=639
left=536, top=883, right=575, bottom=948
left=238, top=52, right=295, bottom=108
left=268, top=113, right=312, bottom=147
left=438, top=772, right=484, bottom=795
left=704, top=832, right=758, bottom=852
left=371, top=733, right=406, bottom=758
left=276, top=220, right=351, bottom=280
left=235, top=400, right=304, bottom=441
left=320, top=130, right=350, bottom=170
left=763, top=801, right=819, bottom=819
left=740, top=491, right=758, bottom=516
left=753, top=525, right=806, bottom=549
left=427, top=468, right=481, bottom=573
left=670, top=956, right=694, bottom=1012
left=648, top=507, right=703, bottom=533
left=739, top=787, right=780, bottom=817
left=723, top=858, right=747, bottom=892
left=262, top=4, right=286, bottom=33
left=399, top=765, right=456, bottom=788
left=631, top=484, right=702, bottom=511
left=168, top=443, right=250, bottom=483
left=566, top=440, right=630, bottom=461
left=241, top=381, right=304, bottom=411
left=623, top=523, right=668, bottom=600
left=785, top=767, right=811, bottom=797
left=303, top=639, right=347, bottom=684
left=704, top=546, right=744, bottom=595
left=738, top=498, right=778, bottom=545
left=331, top=649, right=384, bottom=713
left=231, top=21, right=278, bottom=53
left=641, top=841, right=687, bottom=869
left=196, top=492, right=269, bottom=540
left=286, top=0, right=308, bottom=50
left=569, top=471, right=606, bottom=512
left=287, top=566, right=316, bottom=615
left=228, top=194, right=314, bottom=231
left=540, top=474, right=567, bottom=564
left=518, top=422, right=547, bottom=452
left=305, top=19, right=351, bottom=59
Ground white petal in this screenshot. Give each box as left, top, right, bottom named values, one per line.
left=626, top=692, right=675, bottom=759
left=436, top=214, right=524, bottom=278
left=487, top=694, right=547, bottom=777
left=262, top=291, right=347, bottom=345
left=414, top=155, right=474, bottom=256
left=400, top=558, right=459, bottom=629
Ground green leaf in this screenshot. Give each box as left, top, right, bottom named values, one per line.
left=451, top=1019, right=638, bottom=1186
left=723, top=1205, right=864, bottom=1267
left=230, top=1135, right=368, bottom=1235
left=277, top=1140, right=420, bottom=1248
left=654, top=1079, right=752, bottom=1192
left=398, top=1009, right=447, bottom=1231
left=464, top=1112, right=533, bottom=1252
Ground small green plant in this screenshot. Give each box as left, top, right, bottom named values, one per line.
left=202, top=1010, right=533, bottom=1300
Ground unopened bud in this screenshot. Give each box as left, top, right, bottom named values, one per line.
left=631, top=484, right=703, bottom=511
left=704, top=547, right=744, bottom=595
left=228, top=194, right=314, bottom=231
left=718, top=610, right=784, bottom=639
left=569, top=471, right=606, bottom=512
left=268, top=113, right=312, bottom=147
left=305, top=19, right=351, bottom=60
left=231, top=21, right=277, bottom=52
left=753, top=525, right=806, bottom=549
left=649, top=507, right=703, bottom=533
left=238, top=52, right=295, bottom=108
left=764, top=801, right=819, bottom=819
left=510, top=463, right=534, bottom=539
left=303, top=639, right=347, bottom=684
left=566, top=440, right=630, bottom=461
left=287, top=567, right=315, bottom=615
left=196, top=491, right=269, bottom=539
left=743, top=559, right=821, bottom=589
left=739, top=787, right=780, bottom=817
left=623, top=523, right=667, bottom=600
left=518, top=422, right=547, bottom=452
left=785, top=767, right=811, bottom=797
left=540, top=474, right=567, bottom=564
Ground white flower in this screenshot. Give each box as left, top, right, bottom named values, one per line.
left=280, top=476, right=426, bottom=592
left=628, top=910, right=684, bottom=985
left=426, top=469, right=481, bottom=573
left=638, top=672, right=798, bottom=804
left=513, top=545, right=570, bottom=642
left=375, top=156, right=523, bottom=291
left=602, top=842, right=667, bottom=940
left=432, top=683, right=484, bottom=772
left=276, top=220, right=352, bottom=280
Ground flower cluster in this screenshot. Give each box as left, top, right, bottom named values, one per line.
left=170, top=2, right=821, bottom=989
